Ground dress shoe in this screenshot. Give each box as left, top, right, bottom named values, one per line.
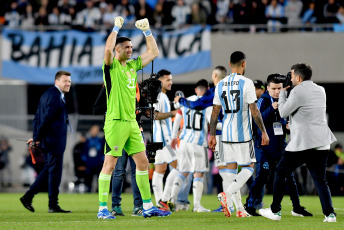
left=48, top=205, right=72, bottom=213
left=20, top=196, right=35, bottom=212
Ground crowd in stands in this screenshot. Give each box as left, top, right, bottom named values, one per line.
left=1, top=0, right=344, bottom=31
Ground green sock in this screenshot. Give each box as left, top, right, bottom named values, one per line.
left=98, top=173, right=111, bottom=207
left=136, top=170, right=152, bottom=203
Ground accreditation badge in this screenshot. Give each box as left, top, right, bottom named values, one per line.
left=273, top=122, right=284, bottom=135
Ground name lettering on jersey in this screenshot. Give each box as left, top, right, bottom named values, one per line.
left=223, top=81, right=239, bottom=86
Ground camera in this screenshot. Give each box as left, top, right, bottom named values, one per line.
left=274, top=72, right=292, bottom=88
left=138, top=72, right=163, bottom=163
left=139, top=73, right=162, bottom=114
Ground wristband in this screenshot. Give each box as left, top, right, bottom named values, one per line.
left=112, top=25, right=119, bottom=33
left=143, top=29, right=152, bottom=37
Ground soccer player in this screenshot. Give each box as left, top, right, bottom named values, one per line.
left=169, top=79, right=212, bottom=212
left=152, top=69, right=178, bottom=211
left=97, top=16, right=171, bottom=219
left=209, top=51, right=269, bottom=218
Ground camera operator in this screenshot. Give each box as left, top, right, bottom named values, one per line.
left=244, top=74, right=311, bottom=217
left=259, top=63, right=337, bottom=222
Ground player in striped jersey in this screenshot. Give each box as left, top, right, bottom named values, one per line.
left=152, top=69, right=179, bottom=211
left=169, top=79, right=212, bottom=212
left=209, top=51, right=269, bottom=218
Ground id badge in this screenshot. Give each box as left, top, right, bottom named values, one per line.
left=273, top=122, right=284, bottom=135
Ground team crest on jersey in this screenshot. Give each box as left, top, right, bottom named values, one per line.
left=114, top=146, right=119, bottom=151
left=125, top=71, right=131, bottom=78
left=130, top=68, right=135, bottom=74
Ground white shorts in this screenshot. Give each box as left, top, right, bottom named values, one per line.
left=214, top=135, right=226, bottom=167
left=177, top=140, right=209, bottom=173
left=223, top=140, right=256, bottom=166
left=154, top=145, right=177, bottom=165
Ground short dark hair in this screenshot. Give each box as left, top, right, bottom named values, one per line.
left=291, top=63, right=312, bottom=81
left=214, top=66, right=227, bottom=80
left=335, top=143, right=343, bottom=149
left=157, top=69, right=171, bottom=78
left=115, top=37, right=131, bottom=46
left=55, top=71, right=71, bottom=80
left=196, top=79, right=209, bottom=89
left=267, top=74, right=282, bottom=86
left=230, top=51, right=246, bottom=66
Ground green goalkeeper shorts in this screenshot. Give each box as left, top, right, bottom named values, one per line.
left=103, top=120, right=145, bottom=156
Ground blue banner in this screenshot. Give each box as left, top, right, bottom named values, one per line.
left=1, top=26, right=212, bottom=84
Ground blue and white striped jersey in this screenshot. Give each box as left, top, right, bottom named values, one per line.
left=153, top=92, right=173, bottom=146
left=178, top=95, right=212, bottom=147
left=213, top=73, right=257, bottom=143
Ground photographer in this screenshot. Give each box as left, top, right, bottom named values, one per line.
left=259, top=63, right=337, bottom=222
left=244, top=74, right=311, bottom=217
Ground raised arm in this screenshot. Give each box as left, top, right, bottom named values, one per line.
left=104, top=17, right=124, bottom=65
left=135, top=18, right=159, bottom=68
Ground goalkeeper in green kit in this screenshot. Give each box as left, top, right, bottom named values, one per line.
left=97, top=16, right=171, bottom=219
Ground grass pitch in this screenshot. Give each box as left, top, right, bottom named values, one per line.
left=0, top=193, right=343, bottom=230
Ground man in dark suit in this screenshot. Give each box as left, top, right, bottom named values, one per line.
left=20, top=71, right=72, bottom=213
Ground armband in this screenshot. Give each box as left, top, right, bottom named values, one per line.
left=143, top=29, right=152, bottom=37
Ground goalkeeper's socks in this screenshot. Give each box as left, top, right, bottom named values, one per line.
left=136, top=170, right=153, bottom=210
left=161, top=168, right=179, bottom=202
left=193, top=178, right=204, bottom=208
left=152, top=172, right=164, bottom=205
left=98, top=173, right=111, bottom=209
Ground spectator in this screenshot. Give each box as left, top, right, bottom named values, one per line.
left=171, top=0, right=191, bottom=28
left=4, top=1, right=21, bottom=27
left=302, top=2, right=317, bottom=26
left=75, top=0, right=101, bottom=31
left=48, top=6, right=60, bottom=25
left=21, top=4, right=35, bottom=28
left=153, top=1, right=165, bottom=28
left=34, top=6, right=49, bottom=26
left=60, top=7, right=75, bottom=25
left=103, top=3, right=117, bottom=28
left=114, top=0, right=136, bottom=26
left=72, top=134, right=87, bottom=188
left=216, top=0, right=230, bottom=23
left=251, top=0, right=268, bottom=25
left=333, top=143, right=344, bottom=195
left=83, top=125, right=105, bottom=192
left=189, top=2, right=208, bottom=25
left=134, top=0, right=154, bottom=22
left=336, top=5, right=344, bottom=24
left=0, top=138, right=12, bottom=188
left=285, top=0, right=303, bottom=27
left=266, top=0, right=285, bottom=32
left=323, top=0, right=340, bottom=23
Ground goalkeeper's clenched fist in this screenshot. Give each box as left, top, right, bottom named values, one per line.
left=135, top=18, right=152, bottom=37
left=112, top=16, right=124, bottom=33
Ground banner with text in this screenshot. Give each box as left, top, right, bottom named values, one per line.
left=1, top=26, right=211, bottom=84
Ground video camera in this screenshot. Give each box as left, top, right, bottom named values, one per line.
left=273, top=72, right=292, bottom=88
left=138, top=70, right=163, bottom=163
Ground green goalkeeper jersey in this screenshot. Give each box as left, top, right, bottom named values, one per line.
left=103, top=56, right=142, bottom=121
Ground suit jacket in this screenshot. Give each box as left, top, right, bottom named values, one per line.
left=33, top=86, right=68, bottom=154
left=278, top=80, right=336, bottom=151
